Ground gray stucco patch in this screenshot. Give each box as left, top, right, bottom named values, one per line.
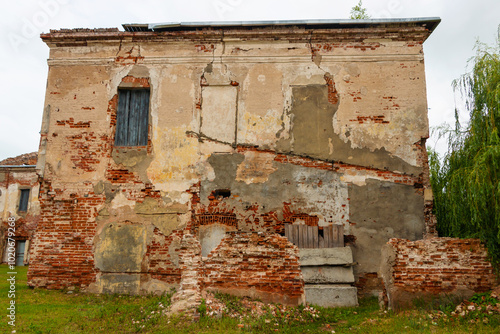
left=290, top=84, right=337, bottom=159
left=349, top=179, right=424, bottom=275
left=202, top=154, right=348, bottom=224
left=94, top=223, right=151, bottom=272
left=199, top=224, right=229, bottom=257
left=288, top=84, right=421, bottom=175
left=99, top=273, right=140, bottom=294
left=111, top=147, right=152, bottom=183
left=149, top=214, right=182, bottom=237
left=135, top=197, right=188, bottom=215
left=206, top=153, right=245, bottom=189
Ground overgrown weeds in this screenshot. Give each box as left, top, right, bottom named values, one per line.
left=1, top=265, right=499, bottom=333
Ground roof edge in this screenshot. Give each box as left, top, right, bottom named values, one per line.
left=121, top=17, right=440, bottom=34
left=42, top=17, right=441, bottom=44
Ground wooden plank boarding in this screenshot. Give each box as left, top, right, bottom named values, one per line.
left=312, top=225, right=318, bottom=249
left=329, top=225, right=335, bottom=248
left=333, top=224, right=344, bottom=247
left=300, top=225, right=307, bottom=248
left=326, top=225, right=332, bottom=248
left=285, top=224, right=297, bottom=247
left=284, top=224, right=343, bottom=248
left=305, top=225, right=312, bottom=248
left=318, top=233, right=324, bottom=248
left=293, top=224, right=299, bottom=246
left=307, top=226, right=311, bottom=247
left=323, top=225, right=328, bottom=248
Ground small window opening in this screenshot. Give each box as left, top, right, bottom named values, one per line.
left=18, top=189, right=30, bottom=212
left=214, top=189, right=231, bottom=199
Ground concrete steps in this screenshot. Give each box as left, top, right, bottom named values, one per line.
left=304, top=285, right=358, bottom=307
left=299, top=247, right=358, bottom=307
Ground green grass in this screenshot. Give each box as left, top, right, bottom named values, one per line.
left=0, top=264, right=499, bottom=333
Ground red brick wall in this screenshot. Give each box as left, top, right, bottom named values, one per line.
left=27, top=74, right=158, bottom=289
left=27, top=182, right=105, bottom=289
left=200, top=232, right=304, bottom=305
left=145, top=228, right=183, bottom=285
left=381, top=237, right=497, bottom=309
left=0, top=152, right=38, bottom=166
left=355, top=272, right=383, bottom=298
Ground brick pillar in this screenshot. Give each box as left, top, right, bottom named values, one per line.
left=167, top=233, right=202, bottom=319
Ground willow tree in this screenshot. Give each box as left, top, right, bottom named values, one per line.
left=430, top=30, right=500, bottom=265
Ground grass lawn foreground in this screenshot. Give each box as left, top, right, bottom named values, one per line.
left=1, top=264, right=499, bottom=333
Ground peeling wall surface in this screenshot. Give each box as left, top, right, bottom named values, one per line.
left=0, top=165, right=40, bottom=263
left=28, top=20, right=437, bottom=301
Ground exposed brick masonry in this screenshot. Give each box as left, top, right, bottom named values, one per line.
left=145, top=228, right=183, bottom=285
left=200, top=232, right=304, bottom=305
left=0, top=152, right=38, bottom=166
left=27, top=181, right=105, bottom=289
left=168, top=234, right=203, bottom=317
left=28, top=74, right=161, bottom=289
left=381, top=237, right=497, bottom=309
left=42, top=25, right=433, bottom=46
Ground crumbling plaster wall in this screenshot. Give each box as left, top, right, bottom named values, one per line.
left=0, top=167, right=40, bottom=262
left=28, top=26, right=431, bottom=298
left=0, top=169, right=40, bottom=220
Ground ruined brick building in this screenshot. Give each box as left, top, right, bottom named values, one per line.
left=27, top=18, right=441, bottom=305
left=0, top=152, right=40, bottom=266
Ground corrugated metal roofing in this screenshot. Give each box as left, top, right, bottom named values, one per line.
left=121, top=24, right=149, bottom=32
left=122, top=17, right=440, bottom=33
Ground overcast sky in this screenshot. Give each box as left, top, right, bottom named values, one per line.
left=0, top=0, right=498, bottom=161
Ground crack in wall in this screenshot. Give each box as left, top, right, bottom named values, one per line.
left=308, top=31, right=326, bottom=73
left=185, top=130, right=421, bottom=184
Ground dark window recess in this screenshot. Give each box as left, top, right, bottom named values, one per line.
left=214, top=189, right=231, bottom=198
left=18, top=189, right=30, bottom=212
left=115, top=89, right=150, bottom=146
